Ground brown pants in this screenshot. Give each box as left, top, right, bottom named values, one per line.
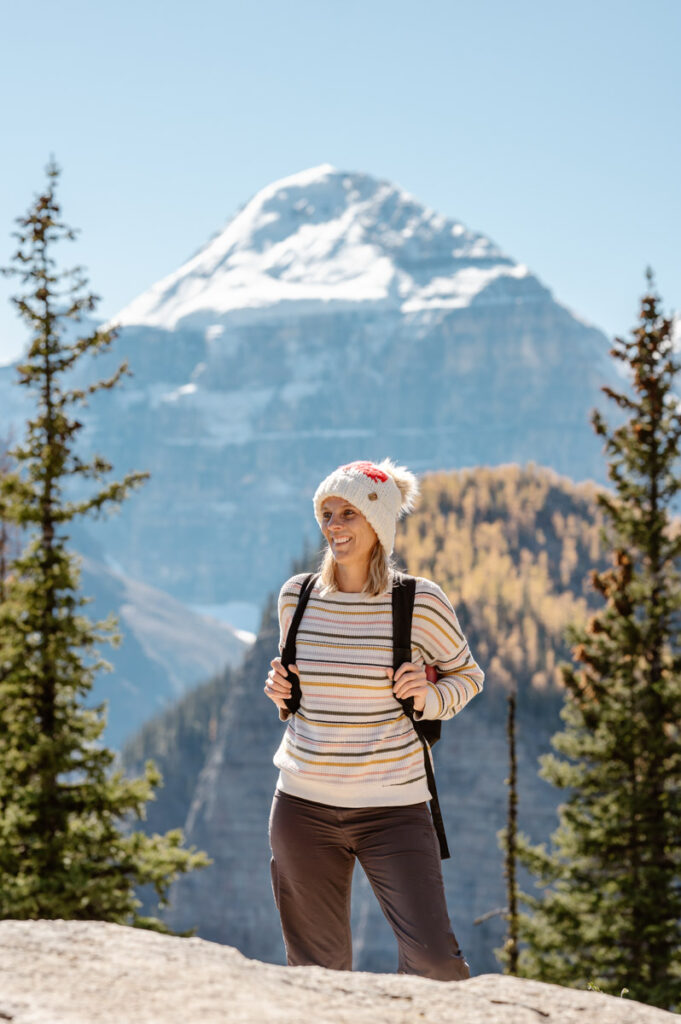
left=268, top=788, right=470, bottom=980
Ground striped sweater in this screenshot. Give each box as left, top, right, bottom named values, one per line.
left=272, top=572, right=484, bottom=807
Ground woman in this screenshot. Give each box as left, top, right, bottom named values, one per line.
left=264, top=458, right=484, bottom=980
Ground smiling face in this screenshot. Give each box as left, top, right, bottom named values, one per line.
left=320, top=495, right=379, bottom=568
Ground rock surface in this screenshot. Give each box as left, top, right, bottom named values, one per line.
left=0, top=919, right=675, bottom=1024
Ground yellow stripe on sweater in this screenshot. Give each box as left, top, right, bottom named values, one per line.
left=287, top=748, right=423, bottom=768
left=440, top=663, right=479, bottom=677
left=297, top=640, right=391, bottom=652
left=413, top=611, right=462, bottom=648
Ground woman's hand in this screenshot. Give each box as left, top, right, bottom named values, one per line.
left=264, top=657, right=295, bottom=710
left=388, top=662, right=430, bottom=713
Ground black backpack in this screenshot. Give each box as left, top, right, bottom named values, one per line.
left=280, top=570, right=451, bottom=860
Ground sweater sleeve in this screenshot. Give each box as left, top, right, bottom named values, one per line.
left=410, top=578, right=484, bottom=722
left=275, top=575, right=305, bottom=722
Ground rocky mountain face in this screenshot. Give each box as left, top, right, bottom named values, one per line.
left=1, top=164, right=618, bottom=613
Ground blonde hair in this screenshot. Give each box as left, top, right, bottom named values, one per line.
left=319, top=540, right=394, bottom=597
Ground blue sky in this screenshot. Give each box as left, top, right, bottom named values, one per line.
left=1, top=0, right=679, bottom=365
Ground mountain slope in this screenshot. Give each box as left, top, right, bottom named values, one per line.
left=65, top=523, right=248, bottom=749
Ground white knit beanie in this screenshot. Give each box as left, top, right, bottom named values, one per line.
left=313, top=459, right=420, bottom=556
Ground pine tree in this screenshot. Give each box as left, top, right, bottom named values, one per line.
left=0, top=155, right=211, bottom=932
left=508, top=270, right=681, bottom=1010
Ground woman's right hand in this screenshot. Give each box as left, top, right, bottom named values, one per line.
left=264, top=657, right=295, bottom=710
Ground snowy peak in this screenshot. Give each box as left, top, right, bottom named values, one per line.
left=223, top=163, right=501, bottom=262
left=107, top=166, right=546, bottom=332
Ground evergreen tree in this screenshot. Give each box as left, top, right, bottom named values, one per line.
left=507, top=270, right=681, bottom=1010
left=0, top=155, right=211, bottom=932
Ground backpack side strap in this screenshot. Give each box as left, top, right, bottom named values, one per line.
left=392, top=571, right=451, bottom=860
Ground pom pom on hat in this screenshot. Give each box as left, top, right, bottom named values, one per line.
left=313, top=458, right=419, bottom=556
left=377, top=457, right=419, bottom=517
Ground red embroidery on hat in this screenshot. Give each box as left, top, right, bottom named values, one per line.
left=341, top=460, right=389, bottom=483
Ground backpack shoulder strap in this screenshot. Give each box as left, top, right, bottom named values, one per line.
left=392, top=574, right=441, bottom=748
left=391, top=570, right=416, bottom=675
left=281, top=572, right=318, bottom=715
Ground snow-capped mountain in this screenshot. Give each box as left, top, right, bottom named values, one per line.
left=1, top=164, right=617, bottom=607
left=108, top=163, right=550, bottom=329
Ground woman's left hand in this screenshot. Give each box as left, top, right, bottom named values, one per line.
left=388, top=662, right=429, bottom=713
